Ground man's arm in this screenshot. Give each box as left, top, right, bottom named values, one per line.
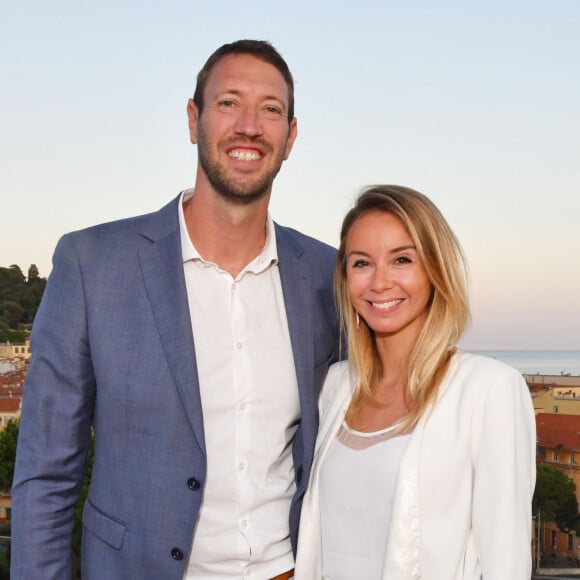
left=11, top=235, right=96, bottom=579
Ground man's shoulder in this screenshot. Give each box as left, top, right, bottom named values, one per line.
left=63, top=195, right=180, bottom=244
left=53, top=195, right=181, bottom=266
left=274, top=223, right=336, bottom=258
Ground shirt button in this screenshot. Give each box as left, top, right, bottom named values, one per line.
left=241, top=519, right=248, bottom=528
left=239, top=462, right=245, bottom=471
left=187, top=477, right=201, bottom=490
left=236, top=341, right=243, bottom=350
left=239, top=401, right=246, bottom=410
left=171, top=548, right=184, bottom=560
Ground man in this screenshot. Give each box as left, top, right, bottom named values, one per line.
left=11, top=40, right=340, bottom=580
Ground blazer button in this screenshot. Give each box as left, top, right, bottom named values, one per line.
left=187, top=477, right=201, bottom=490
left=171, top=548, right=184, bottom=561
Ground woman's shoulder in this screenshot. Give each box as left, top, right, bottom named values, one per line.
left=447, top=350, right=527, bottom=396
left=319, top=360, right=353, bottom=410
left=327, top=359, right=350, bottom=380
left=454, top=350, right=522, bottom=378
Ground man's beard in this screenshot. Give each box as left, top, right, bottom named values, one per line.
left=197, top=124, right=287, bottom=206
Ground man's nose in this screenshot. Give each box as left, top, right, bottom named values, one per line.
left=234, top=107, right=263, bottom=137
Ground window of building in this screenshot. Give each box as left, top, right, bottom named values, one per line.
left=551, top=530, right=557, bottom=549
left=553, top=451, right=559, bottom=461
left=568, top=534, right=573, bottom=550
left=553, top=405, right=559, bottom=413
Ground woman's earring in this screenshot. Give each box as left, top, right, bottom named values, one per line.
left=356, top=311, right=360, bottom=329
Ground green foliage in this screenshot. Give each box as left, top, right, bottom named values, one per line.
left=0, top=522, right=10, bottom=579
left=0, top=264, right=47, bottom=329
left=0, top=547, right=9, bottom=580
left=533, top=463, right=580, bottom=532
left=0, top=423, right=17, bottom=578
left=0, top=329, right=28, bottom=343
left=27, top=264, right=39, bottom=281
left=0, top=421, right=93, bottom=577
left=72, top=435, right=94, bottom=579
left=0, top=301, right=23, bottom=330
left=0, top=420, right=19, bottom=493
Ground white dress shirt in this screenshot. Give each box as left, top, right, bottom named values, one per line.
left=179, top=190, right=299, bottom=579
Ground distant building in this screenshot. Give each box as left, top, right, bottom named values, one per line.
left=0, top=337, right=31, bottom=361
left=535, top=413, right=580, bottom=563
left=527, top=375, right=580, bottom=416
left=0, top=397, right=20, bottom=428
left=0, top=494, right=10, bottom=522
left=0, top=361, right=14, bottom=374
left=0, top=368, right=25, bottom=428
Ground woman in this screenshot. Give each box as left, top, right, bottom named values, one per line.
left=294, top=185, right=536, bottom=579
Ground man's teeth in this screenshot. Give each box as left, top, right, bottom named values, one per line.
left=372, top=299, right=403, bottom=310
left=229, top=150, right=261, bottom=161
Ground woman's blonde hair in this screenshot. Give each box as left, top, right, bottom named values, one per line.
left=335, top=185, right=470, bottom=431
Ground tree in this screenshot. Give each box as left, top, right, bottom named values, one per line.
left=0, top=264, right=47, bottom=326
left=0, top=301, right=23, bottom=330
left=27, top=264, right=39, bottom=282
left=533, top=463, right=580, bottom=533
left=0, top=419, right=19, bottom=492
left=555, top=493, right=580, bottom=536
left=72, top=436, right=94, bottom=579
left=0, top=420, right=92, bottom=577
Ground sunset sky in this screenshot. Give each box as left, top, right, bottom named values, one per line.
left=2, top=1, right=579, bottom=349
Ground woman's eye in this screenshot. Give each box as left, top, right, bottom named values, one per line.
left=352, top=259, right=369, bottom=268
left=395, top=256, right=412, bottom=265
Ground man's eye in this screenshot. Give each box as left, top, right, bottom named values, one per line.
left=264, top=105, right=283, bottom=115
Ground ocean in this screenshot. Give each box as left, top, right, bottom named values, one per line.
left=468, top=350, right=580, bottom=377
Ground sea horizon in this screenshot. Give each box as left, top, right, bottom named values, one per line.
left=467, top=349, right=580, bottom=377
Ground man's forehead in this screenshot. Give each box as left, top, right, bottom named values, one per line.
left=204, top=54, right=289, bottom=100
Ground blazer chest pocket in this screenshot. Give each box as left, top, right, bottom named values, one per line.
left=83, top=498, right=127, bottom=550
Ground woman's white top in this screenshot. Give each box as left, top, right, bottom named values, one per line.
left=320, top=422, right=412, bottom=580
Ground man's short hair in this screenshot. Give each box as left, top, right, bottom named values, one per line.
left=193, top=39, right=295, bottom=123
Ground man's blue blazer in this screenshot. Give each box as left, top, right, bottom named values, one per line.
left=11, top=195, right=340, bottom=580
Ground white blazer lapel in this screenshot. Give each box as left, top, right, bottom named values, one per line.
left=381, top=419, right=424, bottom=579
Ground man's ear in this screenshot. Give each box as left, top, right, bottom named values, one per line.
left=187, top=99, right=199, bottom=144
left=283, top=117, right=298, bottom=161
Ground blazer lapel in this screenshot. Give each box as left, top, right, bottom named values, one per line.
left=381, top=355, right=461, bottom=579
left=138, top=197, right=206, bottom=454
left=275, top=225, right=318, bottom=473
left=381, top=421, right=423, bottom=579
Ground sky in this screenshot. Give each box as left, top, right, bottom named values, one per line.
left=1, top=1, right=579, bottom=349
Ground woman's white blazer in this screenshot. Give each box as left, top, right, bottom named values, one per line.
left=294, top=352, right=536, bottom=580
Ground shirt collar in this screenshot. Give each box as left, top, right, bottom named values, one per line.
left=178, top=189, right=278, bottom=275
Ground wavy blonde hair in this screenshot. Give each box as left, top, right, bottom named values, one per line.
left=335, top=185, right=470, bottom=431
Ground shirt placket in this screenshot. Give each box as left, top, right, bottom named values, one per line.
left=231, top=278, right=254, bottom=575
